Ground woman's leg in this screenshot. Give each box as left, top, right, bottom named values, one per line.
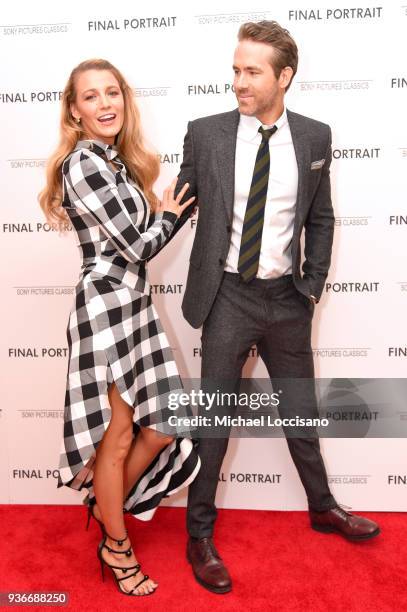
left=92, top=426, right=174, bottom=521
left=93, top=382, right=133, bottom=538
left=122, top=426, right=174, bottom=499
left=93, top=382, right=173, bottom=595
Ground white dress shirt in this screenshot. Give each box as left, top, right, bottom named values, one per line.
left=224, top=107, right=298, bottom=278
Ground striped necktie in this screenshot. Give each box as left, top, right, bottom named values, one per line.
left=238, top=125, right=277, bottom=282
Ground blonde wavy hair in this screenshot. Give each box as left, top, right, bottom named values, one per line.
left=38, top=59, right=160, bottom=224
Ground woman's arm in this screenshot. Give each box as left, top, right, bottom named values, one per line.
left=63, top=150, right=177, bottom=263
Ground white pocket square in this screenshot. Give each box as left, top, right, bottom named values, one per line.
left=311, top=159, right=325, bottom=170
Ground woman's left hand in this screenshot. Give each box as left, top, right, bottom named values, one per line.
left=157, top=178, right=196, bottom=218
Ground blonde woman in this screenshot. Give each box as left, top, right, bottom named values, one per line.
left=39, top=59, right=200, bottom=597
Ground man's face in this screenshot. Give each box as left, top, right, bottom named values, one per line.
left=233, top=39, right=288, bottom=118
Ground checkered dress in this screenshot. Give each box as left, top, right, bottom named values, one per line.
left=57, top=139, right=200, bottom=520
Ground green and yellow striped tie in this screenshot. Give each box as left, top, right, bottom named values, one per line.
left=238, top=125, right=277, bottom=282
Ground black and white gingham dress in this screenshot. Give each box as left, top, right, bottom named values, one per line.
left=57, top=139, right=200, bottom=520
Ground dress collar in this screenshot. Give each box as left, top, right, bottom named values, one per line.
left=239, top=106, right=288, bottom=141
left=74, top=139, right=119, bottom=161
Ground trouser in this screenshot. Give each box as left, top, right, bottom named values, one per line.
left=186, top=272, right=337, bottom=538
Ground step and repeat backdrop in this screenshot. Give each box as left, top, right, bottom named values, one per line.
left=0, top=0, right=406, bottom=511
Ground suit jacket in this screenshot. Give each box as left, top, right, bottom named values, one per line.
left=171, top=108, right=335, bottom=329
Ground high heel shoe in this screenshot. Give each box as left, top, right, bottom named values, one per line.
left=97, top=531, right=156, bottom=596
left=84, top=493, right=130, bottom=534
left=83, top=495, right=105, bottom=535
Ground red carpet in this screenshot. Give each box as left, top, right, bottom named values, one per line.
left=0, top=505, right=405, bottom=611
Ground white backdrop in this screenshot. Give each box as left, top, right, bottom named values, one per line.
left=0, top=0, right=406, bottom=512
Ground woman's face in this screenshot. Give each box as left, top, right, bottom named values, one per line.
left=70, top=69, right=125, bottom=145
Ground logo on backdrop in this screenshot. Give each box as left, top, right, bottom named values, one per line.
left=8, top=348, right=68, bottom=358
left=325, top=282, right=380, bottom=293
left=332, top=148, right=380, bottom=159
left=389, top=215, right=407, bottom=225
left=134, top=87, right=170, bottom=97
left=288, top=7, right=383, bottom=21
left=328, top=474, right=371, bottom=484
left=14, top=286, right=75, bottom=296
left=298, top=79, right=372, bottom=92
left=187, top=83, right=235, bottom=95
left=2, top=222, right=71, bottom=233
left=150, top=284, right=183, bottom=295
left=195, top=11, right=271, bottom=25
left=0, top=92, right=62, bottom=103
left=12, top=468, right=60, bottom=479
left=387, top=475, right=407, bottom=484
left=312, top=347, right=371, bottom=358
left=8, top=158, right=46, bottom=169
left=219, top=472, right=282, bottom=484
left=390, top=77, right=407, bottom=88
left=324, top=410, right=378, bottom=422
left=193, top=346, right=260, bottom=358
left=335, top=216, right=371, bottom=227
left=1, top=22, right=70, bottom=36
left=19, top=409, right=64, bottom=420
left=387, top=347, right=407, bottom=358
left=159, top=153, right=181, bottom=164
left=88, top=17, right=177, bottom=31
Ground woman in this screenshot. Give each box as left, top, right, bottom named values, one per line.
left=39, top=59, right=200, bottom=596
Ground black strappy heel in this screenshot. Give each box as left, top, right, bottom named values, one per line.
left=84, top=494, right=128, bottom=535
left=97, top=530, right=156, bottom=596
left=84, top=495, right=105, bottom=535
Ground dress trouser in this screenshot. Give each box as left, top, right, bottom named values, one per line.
left=186, top=272, right=337, bottom=539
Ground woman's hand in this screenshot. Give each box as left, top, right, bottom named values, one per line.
left=158, top=178, right=196, bottom=218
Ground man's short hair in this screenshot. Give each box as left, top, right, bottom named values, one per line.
left=238, top=20, right=298, bottom=91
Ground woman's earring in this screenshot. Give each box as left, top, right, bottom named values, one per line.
left=74, top=117, right=81, bottom=124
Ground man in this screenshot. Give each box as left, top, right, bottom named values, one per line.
left=172, top=21, right=380, bottom=594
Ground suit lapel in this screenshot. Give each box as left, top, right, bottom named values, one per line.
left=287, top=109, right=310, bottom=236
left=215, top=109, right=240, bottom=223
left=216, top=108, right=310, bottom=229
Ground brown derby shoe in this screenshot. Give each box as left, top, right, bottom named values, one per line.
left=310, top=506, right=380, bottom=541
left=187, top=537, right=232, bottom=594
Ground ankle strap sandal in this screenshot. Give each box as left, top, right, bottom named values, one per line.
left=97, top=535, right=154, bottom=596
left=103, top=530, right=131, bottom=556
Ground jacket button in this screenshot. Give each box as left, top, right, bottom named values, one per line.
left=226, top=225, right=231, bottom=233
left=219, top=258, right=224, bottom=265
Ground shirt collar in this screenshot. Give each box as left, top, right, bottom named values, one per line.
left=74, top=139, right=119, bottom=161
left=239, top=106, right=287, bottom=141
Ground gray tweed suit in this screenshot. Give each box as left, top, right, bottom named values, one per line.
left=172, top=108, right=338, bottom=538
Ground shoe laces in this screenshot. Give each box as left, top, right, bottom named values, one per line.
left=335, top=503, right=353, bottom=519
left=202, top=538, right=220, bottom=561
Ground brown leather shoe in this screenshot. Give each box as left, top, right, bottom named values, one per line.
left=187, top=537, right=232, bottom=594
left=310, top=506, right=380, bottom=541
